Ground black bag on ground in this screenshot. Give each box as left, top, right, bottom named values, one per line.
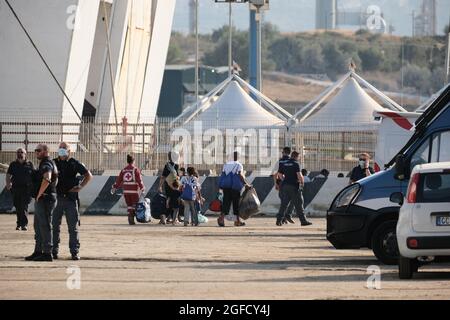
left=150, top=193, right=167, bottom=219
left=238, top=187, right=260, bottom=220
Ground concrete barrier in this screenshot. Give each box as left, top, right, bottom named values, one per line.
left=0, top=173, right=349, bottom=217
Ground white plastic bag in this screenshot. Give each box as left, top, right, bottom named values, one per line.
left=197, top=213, right=209, bottom=224
left=136, top=197, right=151, bottom=223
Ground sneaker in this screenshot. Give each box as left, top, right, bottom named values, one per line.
left=285, top=216, right=295, bottom=224
left=52, top=252, right=58, bottom=260
left=33, top=253, right=53, bottom=262
left=234, top=221, right=246, bottom=227
left=128, top=215, right=136, bottom=225
left=159, top=214, right=167, bottom=225
left=25, top=252, right=42, bottom=261
left=217, top=215, right=225, bottom=227
left=184, top=221, right=189, bottom=227
left=21, top=226, right=28, bottom=231
left=276, top=219, right=283, bottom=226
left=16, top=226, right=20, bottom=231
left=282, top=218, right=288, bottom=225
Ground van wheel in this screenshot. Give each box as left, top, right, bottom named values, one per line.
left=371, top=220, right=399, bottom=265
left=399, top=256, right=417, bottom=279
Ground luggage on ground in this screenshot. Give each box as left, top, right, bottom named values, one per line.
left=150, top=193, right=167, bottom=219
left=135, top=196, right=151, bottom=223
left=197, top=213, right=209, bottom=224
left=239, top=187, right=260, bottom=220
left=208, top=193, right=223, bottom=212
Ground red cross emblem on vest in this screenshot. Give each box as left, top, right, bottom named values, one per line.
left=123, top=171, right=133, bottom=182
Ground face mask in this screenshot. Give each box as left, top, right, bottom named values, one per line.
left=58, top=148, right=69, bottom=157
left=359, top=160, right=366, bottom=168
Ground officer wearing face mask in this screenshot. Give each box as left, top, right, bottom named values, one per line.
left=6, top=148, right=34, bottom=230
left=52, top=142, right=92, bottom=260
left=349, top=153, right=374, bottom=185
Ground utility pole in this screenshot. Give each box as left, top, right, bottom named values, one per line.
left=228, top=1, right=232, bottom=77
left=215, top=1, right=248, bottom=77
left=249, top=0, right=269, bottom=92
left=195, top=0, right=199, bottom=103
left=446, top=18, right=450, bottom=83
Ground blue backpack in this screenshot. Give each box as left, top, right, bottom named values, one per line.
left=181, top=178, right=196, bottom=201
left=219, top=163, right=243, bottom=191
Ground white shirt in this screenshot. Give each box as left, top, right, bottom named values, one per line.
left=222, top=161, right=243, bottom=175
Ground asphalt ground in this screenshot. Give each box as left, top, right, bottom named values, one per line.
left=0, top=215, right=449, bottom=300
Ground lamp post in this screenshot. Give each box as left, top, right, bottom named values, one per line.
left=215, top=0, right=249, bottom=77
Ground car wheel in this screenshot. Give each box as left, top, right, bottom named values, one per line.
left=399, top=256, right=417, bottom=279
left=371, top=220, right=399, bottom=265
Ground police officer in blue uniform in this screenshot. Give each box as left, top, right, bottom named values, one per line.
left=6, top=148, right=34, bottom=230
left=25, top=144, right=58, bottom=262
left=276, top=151, right=312, bottom=227
left=272, top=147, right=295, bottom=224
left=52, top=142, right=92, bottom=261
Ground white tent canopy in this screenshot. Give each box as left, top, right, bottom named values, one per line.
left=289, top=71, right=406, bottom=132
left=172, top=74, right=289, bottom=130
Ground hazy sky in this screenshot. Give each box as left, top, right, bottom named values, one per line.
left=172, top=0, right=450, bottom=36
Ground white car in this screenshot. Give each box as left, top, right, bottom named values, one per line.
left=390, top=162, right=450, bottom=279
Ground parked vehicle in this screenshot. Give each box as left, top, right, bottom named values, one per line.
left=390, top=162, right=450, bottom=279
left=373, top=111, right=419, bottom=172
left=327, top=84, right=450, bottom=265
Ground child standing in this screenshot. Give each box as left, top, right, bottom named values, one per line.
left=165, top=180, right=181, bottom=225
left=180, top=167, right=202, bottom=226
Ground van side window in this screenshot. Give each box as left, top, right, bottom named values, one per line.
left=431, top=131, right=450, bottom=163
left=410, top=138, right=430, bottom=172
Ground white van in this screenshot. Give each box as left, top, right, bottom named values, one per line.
left=391, top=162, right=450, bottom=279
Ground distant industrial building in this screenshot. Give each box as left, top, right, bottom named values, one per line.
left=315, top=0, right=337, bottom=30
left=413, top=0, right=437, bottom=37
left=315, top=0, right=393, bottom=34
left=157, top=65, right=228, bottom=118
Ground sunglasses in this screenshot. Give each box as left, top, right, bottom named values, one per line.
left=34, top=149, right=42, bottom=153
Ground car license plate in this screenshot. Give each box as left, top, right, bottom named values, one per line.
left=436, top=216, right=450, bottom=226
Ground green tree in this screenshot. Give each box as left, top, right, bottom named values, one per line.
left=268, top=37, right=303, bottom=73
left=322, top=42, right=348, bottom=79
left=203, top=30, right=249, bottom=77
left=401, top=64, right=432, bottom=94
left=359, top=48, right=384, bottom=71
left=301, top=44, right=325, bottom=73
left=166, top=40, right=187, bottom=64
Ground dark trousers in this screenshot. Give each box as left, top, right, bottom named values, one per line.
left=278, top=191, right=294, bottom=218
left=52, top=195, right=80, bottom=255
left=221, top=188, right=241, bottom=216
left=34, top=197, right=57, bottom=254
left=12, top=187, right=31, bottom=227
left=277, top=184, right=306, bottom=222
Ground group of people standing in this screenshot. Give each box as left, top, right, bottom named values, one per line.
left=157, top=151, right=205, bottom=226
left=6, top=143, right=92, bottom=262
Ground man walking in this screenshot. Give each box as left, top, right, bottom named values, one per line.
left=6, top=148, right=34, bottom=230
left=276, top=151, right=312, bottom=227
left=52, top=142, right=92, bottom=260
left=272, top=147, right=295, bottom=224
left=25, top=144, right=58, bottom=262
